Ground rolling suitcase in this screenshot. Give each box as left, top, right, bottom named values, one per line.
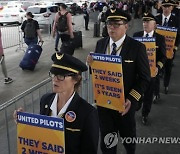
left=94, top=22, right=100, bottom=37
left=73, top=31, right=82, bottom=48
left=19, top=42, right=43, bottom=71
left=60, top=40, right=75, bottom=55
left=102, top=24, right=108, bottom=37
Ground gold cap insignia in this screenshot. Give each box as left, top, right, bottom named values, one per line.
left=165, top=0, right=169, bottom=2
left=110, top=9, right=116, bottom=13
left=144, top=13, right=148, bottom=16
left=56, top=53, right=64, bottom=60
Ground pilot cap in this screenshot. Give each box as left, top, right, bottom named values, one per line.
left=50, top=53, right=88, bottom=75
left=107, top=9, right=131, bottom=22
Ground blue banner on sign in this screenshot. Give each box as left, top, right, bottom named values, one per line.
left=134, top=37, right=156, bottom=42
left=17, top=112, right=64, bottom=131
left=157, top=25, right=177, bottom=32
left=90, top=52, right=122, bottom=64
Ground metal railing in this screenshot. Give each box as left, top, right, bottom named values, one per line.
left=0, top=71, right=92, bottom=154
left=0, top=78, right=52, bottom=154
left=1, top=25, right=21, bottom=49
left=1, top=24, right=52, bottom=51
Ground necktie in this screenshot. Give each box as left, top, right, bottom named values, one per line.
left=163, top=17, right=168, bottom=26
left=145, top=33, right=149, bottom=37
left=111, top=43, right=117, bottom=55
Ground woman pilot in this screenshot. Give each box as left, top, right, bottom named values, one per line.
left=14, top=53, right=99, bottom=154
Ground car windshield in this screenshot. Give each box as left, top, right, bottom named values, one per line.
left=48, top=6, right=58, bottom=13
left=27, top=7, right=47, bottom=14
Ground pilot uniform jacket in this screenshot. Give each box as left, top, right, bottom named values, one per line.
left=156, top=14, right=180, bottom=49
left=95, top=35, right=151, bottom=103
left=133, top=31, right=167, bottom=70
left=156, top=13, right=179, bottom=88
left=94, top=35, right=150, bottom=153
left=40, top=92, right=99, bottom=154
left=133, top=31, right=166, bottom=116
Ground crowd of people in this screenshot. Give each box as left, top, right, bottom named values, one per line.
left=10, top=0, right=180, bottom=153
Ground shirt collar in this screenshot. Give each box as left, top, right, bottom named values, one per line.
left=143, top=30, right=154, bottom=37
left=162, top=14, right=171, bottom=22
left=50, top=92, right=75, bottom=117
left=109, top=34, right=126, bottom=54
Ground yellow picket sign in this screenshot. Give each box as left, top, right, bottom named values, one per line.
left=17, top=112, right=65, bottom=154
left=156, top=26, right=177, bottom=59
left=90, top=53, right=125, bottom=112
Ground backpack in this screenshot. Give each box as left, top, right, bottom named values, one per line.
left=56, top=12, right=68, bottom=32
left=100, top=12, right=106, bottom=22
left=24, top=20, right=36, bottom=39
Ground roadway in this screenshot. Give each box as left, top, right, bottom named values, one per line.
left=0, top=14, right=180, bottom=154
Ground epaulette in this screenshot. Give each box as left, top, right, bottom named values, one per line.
left=129, top=89, right=141, bottom=101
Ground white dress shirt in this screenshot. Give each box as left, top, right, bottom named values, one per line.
left=162, top=14, right=171, bottom=26
left=143, top=30, right=154, bottom=37
left=106, top=34, right=126, bottom=55
left=50, top=92, right=75, bottom=117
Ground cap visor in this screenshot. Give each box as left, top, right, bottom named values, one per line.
left=50, top=67, right=73, bottom=75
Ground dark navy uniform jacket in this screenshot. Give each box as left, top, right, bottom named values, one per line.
left=156, top=14, right=180, bottom=49
left=40, top=92, right=99, bottom=154
left=94, top=35, right=151, bottom=103
left=133, top=31, right=167, bottom=70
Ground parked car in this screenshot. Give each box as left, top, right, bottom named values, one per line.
left=7, top=1, right=23, bottom=8
left=21, top=1, right=34, bottom=11
left=33, top=1, right=63, bottom=7
left=66, top=2, right=74, bottom=13
left=0, top=7, right=26, bottom=25
left=53, top=2, right=63, bottom=7
left=26, top=5, right=58, bottom=28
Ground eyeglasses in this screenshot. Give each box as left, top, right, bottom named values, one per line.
left=49, top=72, right=75, bottom=81
left=107, top=21, right=125, bottom=28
